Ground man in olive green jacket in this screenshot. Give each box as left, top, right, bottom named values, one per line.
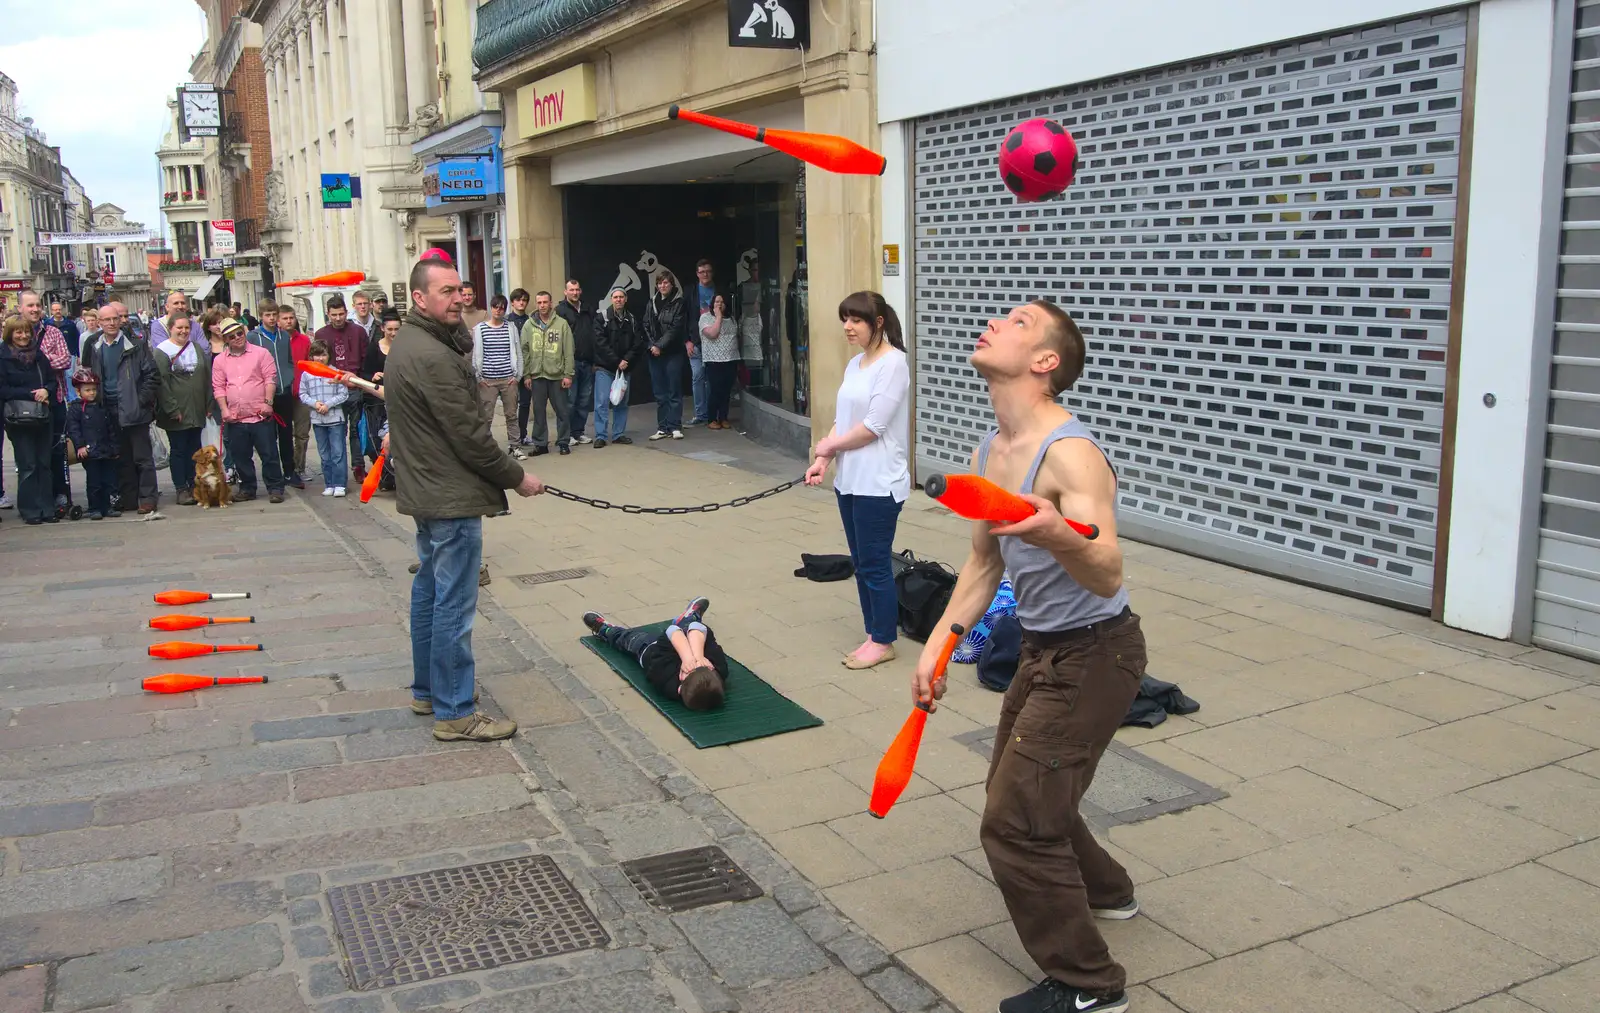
left=386, top=259, right=545, bottom=743
left=519, top=291, right=575, bottom=455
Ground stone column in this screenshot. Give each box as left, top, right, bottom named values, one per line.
left=401, top=0, right=431, bottom=126
left=503, top=157, right=563, bottom=297
left=801, top=74, right=878, bottom=445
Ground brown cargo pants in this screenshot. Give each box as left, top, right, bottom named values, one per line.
left=980, top=608, right=1147, bottom=997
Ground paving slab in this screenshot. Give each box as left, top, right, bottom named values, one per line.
left=51, top=923, right=285, bottom=1011
left=675, top=897, right=831, bottom=987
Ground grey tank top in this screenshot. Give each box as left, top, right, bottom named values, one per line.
left=978, top=418, right=1129, bottom=633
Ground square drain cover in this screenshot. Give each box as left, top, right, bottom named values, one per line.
left=326, top=855, right=610, bottom=990
left=954, top=727, right=1226, bottom=828
left=511, top=568, right=592, bottom=586
left=620, top=846, right=764, bottom=913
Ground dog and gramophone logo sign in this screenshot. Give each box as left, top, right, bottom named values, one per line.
left=727, top=0, right=809, bottom=49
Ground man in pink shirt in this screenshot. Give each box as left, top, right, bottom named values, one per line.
left=212, top=317, right=286, bottom=503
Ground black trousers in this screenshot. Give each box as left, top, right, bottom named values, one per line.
left=271, top=392, right=297, bottom=477
left=344, top=397, right=367, bottom=470
left=225, top=418, right=285, bottom=495
left=7, top=423, right=52, bottom=521
left=85, top=459, right=117, bottom=514
left=117, top=423, right=159, bottom=509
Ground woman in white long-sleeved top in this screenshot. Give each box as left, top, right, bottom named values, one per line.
left=699, top=292, right=740, bottom=429
left=804, top=291, right=912, bottom=670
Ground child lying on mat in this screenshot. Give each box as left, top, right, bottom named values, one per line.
left=583, top=597, right=728, bottom=711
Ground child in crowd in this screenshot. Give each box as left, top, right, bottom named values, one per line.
left=64, top=368, right=120, bottom=519
left=299, top=339, right=349, bottom=496
left=583, top=597, right=728, bottom=711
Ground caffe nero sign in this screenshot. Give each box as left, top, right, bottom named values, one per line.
left=423, top=154, right=502, bottom=212
left=727, top=0, right=808, bottom=49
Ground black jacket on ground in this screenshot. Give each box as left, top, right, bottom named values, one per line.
left=594, top=309, right=644, bottom=373
left=640, top=629, right=730, bottom=702
left=556, top=299, right=597, bottom=364
left=643, top=290, right=688, bottom=356
left=66, top=399, right=119, bottom=460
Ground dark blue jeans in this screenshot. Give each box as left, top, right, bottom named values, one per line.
left=225, top=418, right=284, bottom=495
left=837, top=492, right=904, bottom=645
left=166, top=427, right=203, bottom=495
left=649, top=351, right=685, bottom=434
left=411, top=516, right=483, bottom=721
left=569, top=360, right=594, bottom=437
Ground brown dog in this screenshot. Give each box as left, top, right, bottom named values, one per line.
left=192, top=445, right=232, bottom=509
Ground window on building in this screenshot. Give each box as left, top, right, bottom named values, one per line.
left=195, top=165, right=205, bottom=195
left=0, top=240, right=8, bottom=272
left=103, top=250, right=117, bottom=274
left=173, top=221, right=202, bottom=262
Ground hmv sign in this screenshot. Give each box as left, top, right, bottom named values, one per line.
left=727, top=0, right=809, bottom=49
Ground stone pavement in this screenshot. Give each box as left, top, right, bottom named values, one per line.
left=2, top=422, right=1598, bottom=1013
left=0, top=473, right=947, bottom=1013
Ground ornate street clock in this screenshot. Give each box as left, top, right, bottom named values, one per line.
left=180, top=87, right=221, bottom=138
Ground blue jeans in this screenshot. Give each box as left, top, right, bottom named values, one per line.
left=688, top=352, right=708, bottom=423
left=593, top=367, right=629, bottom=440
left=649, top=351, right=685, bottom=434
left=410, top=516, right=483, bottom=721
left=837, top=492, right=904, bottom=645
left=166, top=427, right=203, bottom=494
left=314, top=421, right=347, bottom=488
left=569, top=361, right=594, bottom=437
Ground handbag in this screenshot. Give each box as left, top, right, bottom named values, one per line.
left=3, top=399, right=49, bottom=425
left=609, top=370, right=629, bottom=407
left=4, top=359, right=50, bottom=425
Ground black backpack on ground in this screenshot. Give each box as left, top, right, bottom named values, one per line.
left=892, top=549, right=958, bottom=643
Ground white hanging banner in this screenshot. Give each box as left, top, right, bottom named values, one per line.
left=36, top=229, right=153, bottom=246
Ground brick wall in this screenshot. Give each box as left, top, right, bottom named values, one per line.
left=227, top=47, right=273, bottom=229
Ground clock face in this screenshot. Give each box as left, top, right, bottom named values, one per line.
left=182, top=90, right=221, bottom=127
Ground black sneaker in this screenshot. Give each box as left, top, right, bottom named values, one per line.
left=999, top=980, right=1128, bottom=1013
left=558, top=445, right=571, bottom=455
left=582, top=611, right=609, bottom=636
left=612, top=435, right=633, bottom=445
left=675, top=597, right=711, bottom=626
left=1092, top=898, right=1139, bottom=921
left=593, top=438, right=607, bottom=448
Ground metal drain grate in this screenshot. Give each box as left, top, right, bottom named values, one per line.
left=325, top=855, right=610, bottom=990
left=954, top=727, right=1227, bottom=828
left=620, top=846, right=764, bottom=913
left=511, top=568, right=592, bottom=586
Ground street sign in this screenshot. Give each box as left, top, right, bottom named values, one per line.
left=321, top=174, right=357, bottom=209
left=211, top=220, right=236, bottom=255
left=65, top=260, right=75, bottom=272
left=234, top=264, right=263, bottom=283
left=202, top=258, right=224, bottom=273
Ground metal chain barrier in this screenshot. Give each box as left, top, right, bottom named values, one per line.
left=542, top=477, right=805, bottom=515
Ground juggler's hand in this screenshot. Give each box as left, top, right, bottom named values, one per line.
left=516, top=472, right=546, bottom=497
left=912, top=653, right=948, bottom=713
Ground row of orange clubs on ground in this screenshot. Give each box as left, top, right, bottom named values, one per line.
left=142, top=589, right=269, bottom=694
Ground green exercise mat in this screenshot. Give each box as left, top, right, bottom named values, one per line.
left=581, top=622, right=823, bottom=748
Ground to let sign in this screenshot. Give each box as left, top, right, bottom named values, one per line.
left=515, top=64, right=597, bottom=140
left=211, top=219, right=236, bottom=255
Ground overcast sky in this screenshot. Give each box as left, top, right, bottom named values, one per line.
left=0, top=0, right=206, bottom=238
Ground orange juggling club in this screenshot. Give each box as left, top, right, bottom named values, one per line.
left=148, top=641, right=265, bottom=661
left=360, top=451, right=386, bottom=503
left=154, top=590, right=251, bottom=606
left=148, top=614, right=255, bottom=632
left=276, top=270, right=367, bottom=288
left=868, top=624, right=965, bottom=819
left=668, top=105, right=886, bottom=176
left=295, top=359, right=380, bottom=393
left=143, top=673, right=269, bottom=694
left=924, top=473, right=1100, bottom=540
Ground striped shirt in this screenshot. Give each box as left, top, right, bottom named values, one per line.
left=475, top=321, right=516, bottom=381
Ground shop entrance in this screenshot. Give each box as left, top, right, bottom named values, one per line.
left=562, top=171, right=805, bottom=416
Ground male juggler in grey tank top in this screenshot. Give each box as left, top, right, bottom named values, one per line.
left=977, top=418, right=1130, bottom=633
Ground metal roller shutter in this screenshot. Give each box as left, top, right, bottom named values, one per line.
left=912, top=11, right=1467, bottom=608
left=1533, top=0, right=1600, bottom=660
